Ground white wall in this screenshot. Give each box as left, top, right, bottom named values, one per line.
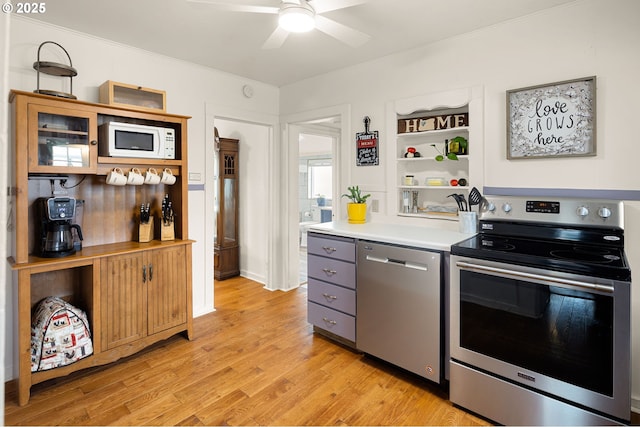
left=279, top=0, right=640, bottom=409
left=4, top=16, right=279, bottom=379
left=214, top=119, right=270, bottom=285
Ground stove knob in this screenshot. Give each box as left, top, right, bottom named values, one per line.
left=576, top=206, right=589, bottom=217
left=502, top=203, right=512, bottom=213
left=598, top=207, right=612, bottom=219
left=486, top=202, right=496, bottom=212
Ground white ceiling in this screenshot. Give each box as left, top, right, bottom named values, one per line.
left=26, top=0, right=575, bottom=87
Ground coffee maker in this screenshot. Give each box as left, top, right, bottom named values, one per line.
left=36, top=197, right=83, bottom=258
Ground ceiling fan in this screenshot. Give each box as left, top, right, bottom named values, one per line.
left=187, top=0, right=371, bottom=49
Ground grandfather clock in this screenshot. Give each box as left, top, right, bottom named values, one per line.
left=214, top=130, right=240, bottom=280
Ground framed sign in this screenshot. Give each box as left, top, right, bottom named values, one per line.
left=356, top=116, right=379, bottom=166
left=507, top=76, right=596, bottom=159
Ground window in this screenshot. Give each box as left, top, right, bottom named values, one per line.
left=308, top=158, right=332, bottom=199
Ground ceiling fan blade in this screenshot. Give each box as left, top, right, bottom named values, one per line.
left=262, top=26, right=290, bottom=49
left=308, top=0, right=368, bottom=14
left=314, top=15, right=370, bottom=47
left=186, top=0, right=278, bottom=14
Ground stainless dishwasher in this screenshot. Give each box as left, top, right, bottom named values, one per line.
left=357, top=240, right=443, bottom=384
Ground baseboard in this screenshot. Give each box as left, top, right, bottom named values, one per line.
left=239, top=270, right=266, bottom=285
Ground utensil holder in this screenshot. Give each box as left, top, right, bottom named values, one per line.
left=160, top=221, right=175, bottom=241
left=458, top=211, right=478, bottom=234
left=139, top=216, right=154, bottom=243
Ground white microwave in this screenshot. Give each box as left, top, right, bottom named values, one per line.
left=98, top=121, right=175, bottom=159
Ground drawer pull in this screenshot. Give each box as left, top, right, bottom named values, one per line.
left=322, top=317, right=337, bottom=325
left=322, top=293, right=338, bottom=301
left=322, top=246, right=337, bottom=254
left=322, top=268, right=337, bottom=276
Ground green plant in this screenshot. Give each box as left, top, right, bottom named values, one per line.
left=430, top=144, right=458, bottom=161
left=341, top=185, right=371, bottom=204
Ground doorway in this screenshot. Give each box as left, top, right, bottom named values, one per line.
left=298, top=130, right=336, bottom=285
left=283, top=105, right=348, bottom=291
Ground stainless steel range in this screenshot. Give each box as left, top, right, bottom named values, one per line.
left=449, top=196, right=631, bottom=425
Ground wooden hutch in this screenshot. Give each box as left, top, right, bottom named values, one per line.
left=8, top=90, right=193, bottom=405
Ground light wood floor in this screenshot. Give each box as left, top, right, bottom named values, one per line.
left=5, top=276, right=490, bottom=426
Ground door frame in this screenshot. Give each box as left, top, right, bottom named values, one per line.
left=205, top=103, right=279, bottom=299
left=281, top=104, right=351, bottom=290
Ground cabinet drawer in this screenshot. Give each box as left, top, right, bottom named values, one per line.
left=307, top=302, right=355, bottom=342
left=307, top=279, right=356, bottom=315
left=308, top=254, right=356, bottom=289
left=308, top=234, right=355, bottom=263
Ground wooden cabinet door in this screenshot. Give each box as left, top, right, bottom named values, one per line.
left=147, top=246, right=188, bottom=335
left=101, top=252, right=147, bottom=350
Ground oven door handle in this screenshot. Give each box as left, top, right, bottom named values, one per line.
left=455, top=261, right=615, bottom=293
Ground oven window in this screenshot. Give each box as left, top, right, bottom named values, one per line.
left=460, top=270, right=613, bottom=396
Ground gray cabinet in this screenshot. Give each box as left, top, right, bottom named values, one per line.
left=307, top=232, right=356, bottom=345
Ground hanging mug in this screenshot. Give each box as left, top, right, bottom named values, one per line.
left=127, top=167, right=144, bottom=185
left=106, top=167, right=127, bottom=186
left=160, top=168, right=176, bottom=185
left=144, top=167, right=161, bottom=185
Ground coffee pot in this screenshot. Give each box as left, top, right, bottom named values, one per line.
left=37, top=197, right=84, bottom=258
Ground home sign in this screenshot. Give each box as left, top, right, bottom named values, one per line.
left=398, top=113, right=468, bottom=134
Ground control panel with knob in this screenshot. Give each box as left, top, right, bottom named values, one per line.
left=598, top=207, right=612, bottom=219
left=576, top=206, right=589, bottom=217
left=478, top=196, right=624, bottom=229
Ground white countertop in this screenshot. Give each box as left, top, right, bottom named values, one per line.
left=308, top=221, right=474, bottom=252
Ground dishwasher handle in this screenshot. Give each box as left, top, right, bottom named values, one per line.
left=365, top=255, right=428, bottom=271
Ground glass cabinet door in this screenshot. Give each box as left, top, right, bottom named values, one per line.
left=223, top=177, right=237, bottom=244
left=28, top=105, right=98, bottom=173
left=216, top=149, right=239, bottom=248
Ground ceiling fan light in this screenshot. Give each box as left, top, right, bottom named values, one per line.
left=278, top=6, right=315, bottom=33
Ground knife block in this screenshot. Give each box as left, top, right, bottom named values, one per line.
left=138, top=216, right=154, bottom=243
left=160, top=221, right=175, bottom=241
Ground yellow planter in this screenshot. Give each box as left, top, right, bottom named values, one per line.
left=347, top=203, right=367, bottom=224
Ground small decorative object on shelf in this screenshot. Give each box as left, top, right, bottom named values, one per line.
left=430, top=143, right=458, bottom=161
left=403, top=146, right=421, bottom=158
left=398, top=112, right=468, bottom=134
left=33, top=41, right=78, bottom=99
left=449, top=136, right=468, bottom=155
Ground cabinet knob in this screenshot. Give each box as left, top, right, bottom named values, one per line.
left=90, top=139, right=98, bottom=145
left=142, top=265, right=147, bottom=283
left=322, top=246, right=337, bottom=254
